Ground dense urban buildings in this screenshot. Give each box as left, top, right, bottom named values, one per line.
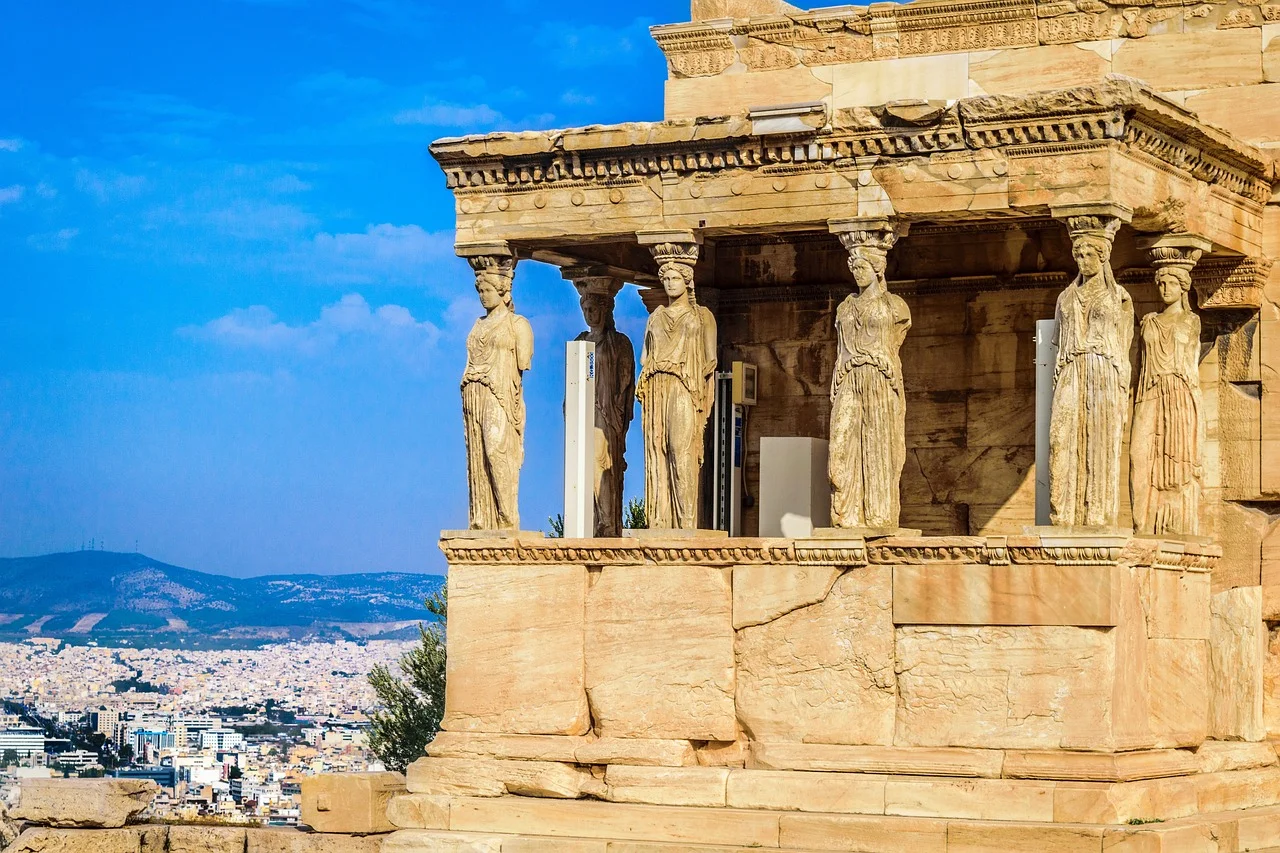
left=0, top=638, right=411, bottom=825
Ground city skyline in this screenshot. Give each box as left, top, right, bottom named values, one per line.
left=0, top=0, right=682, bottom=576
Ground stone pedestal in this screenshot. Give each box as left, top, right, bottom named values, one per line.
left=390, top=533, right=1280, bottom=851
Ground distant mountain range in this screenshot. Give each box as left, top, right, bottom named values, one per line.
left=0, top=551, right=443, bottom=647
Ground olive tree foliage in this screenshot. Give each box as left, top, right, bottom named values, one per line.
left=368, top=588, right=447, bottom=773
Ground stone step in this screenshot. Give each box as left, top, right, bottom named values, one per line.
left=383, top=797, right=1280, bottom=852
left=404, top=760, right=1280, bottom=825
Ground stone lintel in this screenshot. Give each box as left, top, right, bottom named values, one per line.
left=1136, top=233, right=1215, bottom=255
left=827, top=216, right=906, bottom=237
left=455, top=240, right=513, bottom=259
left=1049, top=202, right=1134, bottom=225
left=748, top=101, right=826, bottom=135
left=637, top=229, right=702, bottom=247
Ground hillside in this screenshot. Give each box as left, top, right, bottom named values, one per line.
left=0, top=551, right=443, bottom=647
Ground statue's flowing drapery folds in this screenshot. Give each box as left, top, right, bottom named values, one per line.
left=1131, top=241, right=1205, bottom=536
left=636, top=239, right=716, bottom=530
left=828, top=220, right=911, bottom=530
left=1048, top=208, right=1133, bottom=529
left=461, top=255, right=533, bottom=530
left=569, top=271, right=635, bottom=537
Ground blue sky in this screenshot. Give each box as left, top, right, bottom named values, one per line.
left=0, top=0, right=687, bottom=576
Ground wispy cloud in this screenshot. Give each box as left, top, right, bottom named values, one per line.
left=0, top=185, right=24, bottom=205
left=0, top=139, right=23, bottom=153
left=535, top=18, right=655, bottom=69
left=91, top=90, right=237, bottom=133
left=27, top=228, right=80, bottom=252
left=186, top=293, right=439, bottom=357
left=290, top=223, right=455, bottom=286
left=74, top=168, right=149, bottom=204
left=393, top=100, right=504, bottom=129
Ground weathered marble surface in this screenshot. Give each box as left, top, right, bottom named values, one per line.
left=11, top=779, right=157, bottom=829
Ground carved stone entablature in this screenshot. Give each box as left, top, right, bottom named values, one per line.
left=438, top=533, right=1220, bottom=571
left=1192, top=256, right=1275, bottom=310
left=651, top=0, right=1276, bottom=71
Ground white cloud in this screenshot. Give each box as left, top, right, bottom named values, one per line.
left=393, top=100, right=504, bottom=128
left=0, top=139, right=22, bottom=152
left=295, top=223, right=455, bottom=286
left=27, top=228, right=80, bottom=252
left=75, top=169, right=149, bottom=204
left=561, top=90, right=597, bottom=106
left=268, top=174, right=312, bottom=194
left=187, top=293, right=439, bottom=357
left=0, top=185, right=24, bottom=205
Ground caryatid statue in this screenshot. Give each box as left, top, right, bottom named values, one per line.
left=1130, top=238, right=1207, bottom=536
left=566, top=269, right=636, bottom=537
left=827, top=218, right=912, bottom=530
left=635, top=238, right=717, bottom=530
left=460, top=253, right=534, bottom=530
left=1048, top=206, right=1134, bottom=528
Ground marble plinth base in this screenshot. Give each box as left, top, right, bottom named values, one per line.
left=810, top=526, right=922, bottom=538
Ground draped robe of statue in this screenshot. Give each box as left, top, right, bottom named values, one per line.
left=829, top=284, right=911, bottom=529
left=1130, top=304, right=1201, bottom=535
left=1049, top=264, right=1133, bottom=528
left=575, top=326, right=635, bottom=536
left=637, top=300, right=716, bottom=529
left=461, top=306, right=533, bottom=529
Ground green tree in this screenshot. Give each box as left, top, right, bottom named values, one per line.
left=624, top=498, right=647, bottom=530
left=368, top=589, right=447, bottom=772
left=547, top=514, right=564, bottom=537
left=1, top=749, right=18, bottom=767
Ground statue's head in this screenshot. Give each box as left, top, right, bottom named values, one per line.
left=659, top=262, right=694, bottom=301
left=469, top=256, right=516, bottom=311
left=849, top=248, right=888, bottom=290
left=1072, top=236, right=1110, bottom=278
left=579, top=291, right=614, bottom=332
left=1155, top=265, right=1193, bottom=308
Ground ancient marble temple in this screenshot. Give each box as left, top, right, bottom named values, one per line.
left=402, top=0, right=1280, bottom=850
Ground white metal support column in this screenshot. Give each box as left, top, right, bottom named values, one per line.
left=1034, top=319, right=1058, bottom=526
left=564, top=340, right=596, bottom=538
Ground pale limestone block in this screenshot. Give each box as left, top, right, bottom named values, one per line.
left=1266, top=25, right=1280, bottom=83
left=1111, top=565, right=1155, bottom=752
left=1195, top=741, right=1278, bottom=774
left=1111, top=30, right=1264, bottom=91
left=443, top=563, right=589, bottom=736
left=1003, top=749, right=1197, bottom=782
left=664, top=67, right=831, bottom=122
left=1052, top=777, right=1198, bottom=823
left=1265, top=625, right=1280, bottom=737
left=731, top=563, right=840, bottom=629
left=0, top=803, right=16, bottom=851
left=946, top=821, right=1105, bottom=852
left=1103, top=824, right=1220, bottom=853
left=300, top=771, right=404, bottom=834
left=387, top=794, right=450, bottom=830
left=736, top=568, right=894, bottom=745
left=503, top=839, right=607, bottom=853
left=967, top=44, right=1112, bottom=97
left=168, top=826, right=248, bottom=853
left=247, top=830, right=382, bottom=853
left=12, top=778, right=158, bottom=828
left=694, top=740, right=747, bottom=767
left=575, top=738, right=697, bottom=767
left=726, top=769, right=886, bottom=814
left=382, top=830, right=503, bottom=853
left=604, top=765, right=729, bottom=807
left=427, top=732, right=585, bottom=762
left=585, top=564, right=735, bottom=740
left=1237, top=808, right=1280, bottom=849
left=405, top=757, right=598, bottom=799
left=830, top=54, right=969, bottom=108
left=691, top=0, right=800, bottom=19
left=749, top=742, right=1003, bottom=777
left=779, top=813, right=947, bottom=853
left=1148, top=570, right=1210, bottom=639
left=1209, top=586, right=1266, bottom=741
left=1185, top=84, right=1280, bottom=146
left=6, top=827, right=160, bottom=853
left=447, top=797, right=781, bottom=848
left=1195, top=767, right=1280, bottom=812
left=891, top=562, right=1115, bottom=626
left=894, top=625, right=1113, bottom=750
left=884, top=777, right=1053, bottom=821
left=1146, top=638, right=1208, bottom=748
